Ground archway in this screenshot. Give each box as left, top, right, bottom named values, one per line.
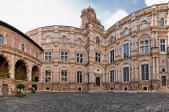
left=32, top=66, right=39, bottom=82
left=0, top=55, right=9, bottom=77
left=15, top=60, right=27, bottom=80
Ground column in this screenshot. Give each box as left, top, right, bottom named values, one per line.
left=9, top=55, right=15, bottom=79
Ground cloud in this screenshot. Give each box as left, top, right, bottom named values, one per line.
left=103, top=9, right=128, bottom=30
left=144, top=0, right=168, bottom=6
left=0, top=0, right=83, bottom=33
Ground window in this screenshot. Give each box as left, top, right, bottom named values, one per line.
left=45, top=52, right=52, bottom=61
left=77, top=38, right=82, bottom=45
left=140, top=20, right=148, bottom=29
left=141, top=64, right=149, bottom=80
left=96, top=36, right=100, bottom=44
left=95, top=52, right=101, bottom=63
left=61, top=35, right=67, bottom=43
left=77, top=71, right=82, bottom=83
left=21, top=44, right=25, bottom=51
left=45, top=70, right=51, bottom=83
left=123, top=43, right=130, bottom=58
left=0, top=35, right=4, bottom=44
left=140, top=40, right=149, bottom=53
left=123, top=66, right=130, bottom=82
left=45, top=36, right=52, bottom=43
left=110, top=70, right=115, bottom=83
left=61, top=51, right=68, bottom=61
left=160, top=39, right=166, bottom=52
left=110, top=36, right=116, bottom=43
left=123, top=27, right=129, bottom=36
left=61, top=70, right=67, bottom=83
left=159, top=18, right=164, bottom=27
left=76, top=53, right=83, bottom=63
left=110, top=49, right=115, bottom=63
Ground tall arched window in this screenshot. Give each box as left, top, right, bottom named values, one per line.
left=96, top=36, right=100, bottom=44
left=123, top=27, right=129, bottom=36
left=45, top=36, right=52, bottom=43
left=140, top=20, right=148, bottom=29
left=160, top=18, right=164, bottom=27
left=0, top=34, right=4, bottom=44
left=61, top=35, right=67, bottom=43
left=77, top=38, right=82, bottom=45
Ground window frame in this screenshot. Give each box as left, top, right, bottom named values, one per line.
left=159, top=18, right=165, bottom=27
left=109, top=49, right=115, bottom=63
left=110, top=69, right=116, bottom=83
left=160, top=39, right=166, bottom=53
left=0, top=34, right=5, bottom=44
left=95, top=52, right=101, bottom=63
left=122, top=41, right=130, bottom=59
left=140, top=20, right=148, bottom=29
left=123, top=27, right=129, bottom=36
left=61, top=35, right=68, bottom=43
left=60, top=51, right=68, bottom=61
left=76, top=53, right=83, bottom=64
left=96, top=36, right=100, bottom=44
left=140, top=63, right=150, bottom=81
left=122, top=65, right=130, bottom=82
left=61, top=70, right=68, bottom=83
left=44, top=51, right=52, bottom=61
left=77, top=71, right=83, bottom=83
left=139, top=39, right=150, bottom=53
left=45, top=35, right=52, bottom=43
left=45, top=70, right=52, bottom=83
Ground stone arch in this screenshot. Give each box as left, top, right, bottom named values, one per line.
left=0, top=55, right=9, bottom=77
left=15, top=60, right=27, bottom=80
left=32, top=65, right=40, bottom=82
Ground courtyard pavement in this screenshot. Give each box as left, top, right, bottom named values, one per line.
left=0, top=91, right=169, bottom=112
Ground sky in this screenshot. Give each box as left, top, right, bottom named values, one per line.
left=0, top=0, right=168, bottom=33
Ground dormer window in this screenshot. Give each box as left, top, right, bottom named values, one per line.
left=45, top=36, right=52, bottom=43
left=140, top=20, right=148, bottom=29
left=96, top=36, right=100, bottom=44
left=61, top=35, right=67, bottom=43
left=123, top=27, right=129, bottom=36
left=159, top=18, right=165, bottom=27
left=77, top=38, right=82, bottom=45
left=0, top=34, right=4, bottom=44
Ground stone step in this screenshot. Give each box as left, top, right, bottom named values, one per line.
left=158, top=87, right=169, bottom=93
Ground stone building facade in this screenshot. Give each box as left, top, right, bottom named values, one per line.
left=0, top=3, right=169, bottom=95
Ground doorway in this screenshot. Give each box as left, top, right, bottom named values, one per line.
left=96, top=77, right=100, bottom=86
left=2, top=84, right=8, bottom=97
left=161, top=76, right=167, bottom=86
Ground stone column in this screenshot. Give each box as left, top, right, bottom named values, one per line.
left=27, top=63, right=32, bottom=81
left=9, top=55, right=15, bottom=79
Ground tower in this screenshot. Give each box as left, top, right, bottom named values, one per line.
left=80, top=6, right=99, bottom=29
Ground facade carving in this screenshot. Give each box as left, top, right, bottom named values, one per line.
left=0, top=3, right=169, bottom=94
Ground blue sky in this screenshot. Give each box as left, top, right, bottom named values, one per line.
left=0, top=0, right=168, bottom=32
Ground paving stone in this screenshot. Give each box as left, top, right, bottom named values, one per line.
left=0, top=92, right=169, bottom=112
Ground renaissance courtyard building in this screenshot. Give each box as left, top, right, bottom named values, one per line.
left=0, top=3, right=169, bottom=95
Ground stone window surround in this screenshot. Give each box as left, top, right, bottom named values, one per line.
left=122, top=64, right=130, bottom=82
left=139, top=62, right=150, bottom=81
left=44, top=51, right=52, bottom=61
left=60, top=69, right=68, bottom=83
left=109, top=69, right=116, bottom=83
left=109, top=48, right=115, bottom=63
left=76, top=70, right=83, bottom=83
left=76, top=52, right=83, bottom=63
left=122, top=41, right=130, bottom=59
left=139, top=39, right=150, bottom=53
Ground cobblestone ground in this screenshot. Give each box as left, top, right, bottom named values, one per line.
left=0, top=92, right=169, bottom=112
